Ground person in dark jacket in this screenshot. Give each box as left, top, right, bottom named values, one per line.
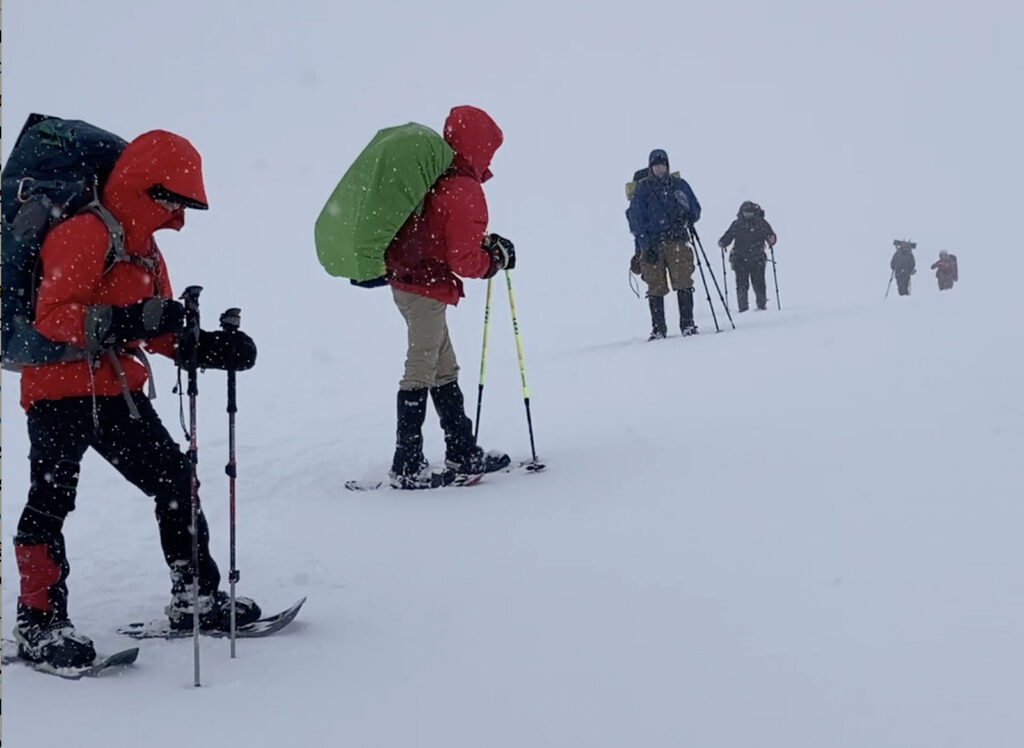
left=890, top=240, right=916, bottom=296
left=931, top=250, right=958, bottom=290
left=12, top=130, right=261, bottom=669
left=718, top=201, right=777, bottom=312
left=384, top=105, right=514, bottom=489
left=627, top=149, right=702, bottom=339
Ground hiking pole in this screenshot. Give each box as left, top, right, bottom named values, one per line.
left=721, top=245, right=730, bottom=311
left=691, top=234, right=720, bottom=332
left=690, top=225, right=736, bottom=330
left=769, top=244, right=781, bottom=310
left=504, top=270, right=544, bottom=471
left=474, top=276, right=494, bottom=440
left=884, top=270, right=895, bottom=299
left=180, top=285, right=204, bottom=687
left=219, top=307, right=242, bottom=658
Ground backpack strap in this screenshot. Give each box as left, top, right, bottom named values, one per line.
left=87, top=202, right=125, bottom=256
left=105, top=349, right=143, bottom=419
left=80, top=199, right=158, bottom=275
left=83, top=202, right=161, bottom=415
left=125, top=345, right=158, bottom=401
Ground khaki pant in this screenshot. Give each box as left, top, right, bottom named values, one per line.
left=640, top=239, right=695, bottom=297
left=392, top=288, right=460, bottom=390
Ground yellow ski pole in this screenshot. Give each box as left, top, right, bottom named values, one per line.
left=504, top=269, right=543, bottom=470
left=473, top=275, right=493, bottom=439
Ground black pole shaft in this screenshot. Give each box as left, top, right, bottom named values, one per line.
left=524, top=397, right=538, bottom=463
left=181, top=285, right=203, bottom=687
left=885, top=270, right=895, bottom=299
left=474, top=278, right=493, bottom=441
left=769, top=245, right=781, bottom=310
left=721, top=246, right=730, bottom=311
left=691, top=227, right=736, bottom=330
left=690, top=235, right=720, bottom=332
left=220, top=308, right=241, bottom=658
left=473, top=384, right=484, bottom=441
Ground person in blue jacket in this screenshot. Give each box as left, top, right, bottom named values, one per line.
left=627, top=149, right=702, bottom=339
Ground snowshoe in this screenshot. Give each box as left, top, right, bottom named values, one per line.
left=166, top=590, right=262, bottom=632
left=446, top=447, right=511, bottom=475
left=13, top=619, right=97, bottom=669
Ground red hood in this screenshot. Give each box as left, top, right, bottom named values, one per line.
left=102, top=130, right=208, bottom=251
left=443, top=106, right=503, bottom=182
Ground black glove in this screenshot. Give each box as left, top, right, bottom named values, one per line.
left=482, top=233, right=516, bottom=277
left=87, top=297, right=185, bottom=350
left=176, top=328, right=257, bottom=371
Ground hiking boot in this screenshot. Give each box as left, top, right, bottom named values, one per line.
left=389, top=457, right=451, bottom=489
left=430, top=381, right=477, bottom=463
left=14, top=619, right=96, bottom=668
left=390, top=387, right=430, bottom=480
left=647, top=295, right=667, bottom=340
left=445, top=447, right=511, bottom=475
left=677, top=288, right=697, bottom=336
left=166, top=590, right=262, bottom=631
left=428, top=381, right=510, bottom=475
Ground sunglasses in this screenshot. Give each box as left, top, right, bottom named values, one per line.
left=148, top=184, right=209, bottom=211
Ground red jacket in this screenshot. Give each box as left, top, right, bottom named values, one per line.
left=20, top=130, right=208, bottom=412
left=386, top=106, right=504, bottom=305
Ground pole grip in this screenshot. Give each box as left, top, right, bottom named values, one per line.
left=180, top=286, right=203, bottom=396
left=220, top=308, right=241, bottom=414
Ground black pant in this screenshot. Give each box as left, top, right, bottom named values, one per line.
left=896, top=271, right=912, bottom=295
left=733, top=255, right=767, bottom=310
left=16, top=393, right=220, bottom=622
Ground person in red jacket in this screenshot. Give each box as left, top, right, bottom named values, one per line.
left=384, top=105, right=516, bottom=488
left=13, top=130, right=262, bottom=669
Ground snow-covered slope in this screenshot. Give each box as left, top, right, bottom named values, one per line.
left=3, top=282, right=1022, bottom=748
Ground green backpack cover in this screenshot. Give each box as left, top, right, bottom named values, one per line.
left=315, top=123, right=454, bottom=283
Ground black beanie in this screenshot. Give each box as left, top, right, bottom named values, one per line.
left=648, top=149, right=669, bottom=168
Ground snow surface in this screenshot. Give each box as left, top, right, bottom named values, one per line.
left=2, top=1, right=1023, bottom=746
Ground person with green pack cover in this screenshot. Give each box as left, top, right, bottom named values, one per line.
left=384, top=105, right=515, bottom=489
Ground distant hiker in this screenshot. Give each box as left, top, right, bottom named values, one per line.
left=626, top=149, right=702, bottom=339
left=890, top=240, right=917, bottom=296
left=384, top=105, right=514, bottom=489
left=718, top=201, right=777, bottom=312
left=931, top=250, right=958, bottom=291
